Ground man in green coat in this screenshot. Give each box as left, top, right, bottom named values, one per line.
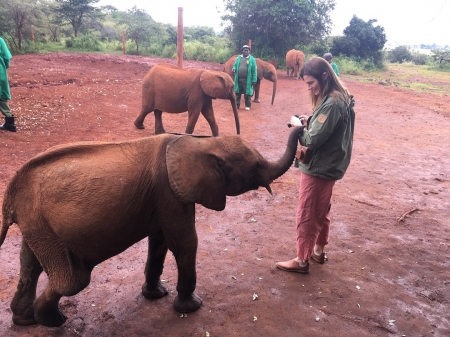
left=0, top=37, right=16, bottom=132
left=232, top=45, right=257, bottom=111
left=323, top=53, right=339, bottom=76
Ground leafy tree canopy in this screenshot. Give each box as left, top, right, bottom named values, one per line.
left=55, top=0, right=104, bottom=37
left=221, top=0, right=335, bottom=58
left=331, top=15, right=386, bottom=61
left=113, top=6, right=158, bottom=55
left=184, top=26, right=215, bottom=42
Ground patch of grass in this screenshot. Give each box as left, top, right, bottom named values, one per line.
left=343, top=62, right=450, bottom=95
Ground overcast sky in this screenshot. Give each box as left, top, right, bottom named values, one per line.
left=97, top=0, right=450, bottom=47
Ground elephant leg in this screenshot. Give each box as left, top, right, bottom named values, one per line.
left=185, top=109, right=202, bottom=135
left=10, top=240, right=43, bottom=326
left=154, top=109, right=166, bottom=134
left=253, top=80, right=261, bottom=103
left=236, top=93, right=242, bottom=109
left=142, top=231, right=169, bottom=299
left=134, top=108, right=152, bottom=129
left=200, top=102, right=219, bottom=137
left=166, top=208, right=202, bottom=313
left=33, top=242, right=92, bottom=327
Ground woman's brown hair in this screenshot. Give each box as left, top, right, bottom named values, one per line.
left=300, top=57, right=351, bottom=110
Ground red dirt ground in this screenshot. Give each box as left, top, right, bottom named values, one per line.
left=1, top=53, right=449, bottom=337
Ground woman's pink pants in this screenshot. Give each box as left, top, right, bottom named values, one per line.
left=296, top=172, right=336, bottom=261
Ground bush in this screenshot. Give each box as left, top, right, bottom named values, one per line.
left=411, top=52, right=430, bottom=65
left=65, top=32, right=104, bottom=52
left=388, top=46, right=412, bottom=63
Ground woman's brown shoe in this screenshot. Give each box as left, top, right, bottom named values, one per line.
left=310, top=252, right=327, bottom=264
left=276, top=259, right=309, bottom=274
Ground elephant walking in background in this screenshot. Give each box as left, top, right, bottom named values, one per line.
left=0, top=126, right=304, bottom=327
left=223, top=55, right=277, bottom=105
left=134, top=63, right=240, bottom=136
left=286, top=49, right=305, bottom=80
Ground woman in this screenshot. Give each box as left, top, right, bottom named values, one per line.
left=276, top=57, right=355, bottom=274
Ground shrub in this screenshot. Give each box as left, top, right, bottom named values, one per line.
left=65, top=32, right=104, bottom=52
left=388, top=46, right=412, bottom=63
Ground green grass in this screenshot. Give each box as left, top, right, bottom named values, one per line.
left=342, top=62, right=450, bottom=95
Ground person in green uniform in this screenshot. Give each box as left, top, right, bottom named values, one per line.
left=0, top=37, right=16, bottom=132
left=232, top=45, right=257, bottom=111
left=323, top=53, right=339, bottom=76
left=276, top=57, right=355, bottom=274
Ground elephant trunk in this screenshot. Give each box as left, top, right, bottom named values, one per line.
left=261, top=126, right=304, bottom=190
left=271, top=78, right=277, bottom=105
left=230, top=93, right=240, bottom=135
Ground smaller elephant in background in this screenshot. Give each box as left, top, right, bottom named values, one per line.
left=286, top=49, right=305, bottom=80
left=223, top=55, right=277, bottom=105
left=134, top=63, right=240, bottom=137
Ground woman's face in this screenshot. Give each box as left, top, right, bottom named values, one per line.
left=303, top=75, right=321, bottom=96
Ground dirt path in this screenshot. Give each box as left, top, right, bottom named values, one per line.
left=0, top=53, right=449, bottom=336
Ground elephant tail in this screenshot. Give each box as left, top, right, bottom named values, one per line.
left=0, top=196, right=16, bottom=247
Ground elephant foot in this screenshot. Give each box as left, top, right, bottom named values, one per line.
left=174, top=293, right=202, bottom=313
left=12, top=311, right=37, bottom=326
left=35, top=307, right=67, bottom=327
left=142, top=281, right=169, bottom=299
left=253, top=99, right=260, bottom=103
left=134, top=120, right=145, bottom=129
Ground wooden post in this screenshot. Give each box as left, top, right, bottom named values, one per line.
left=31, top=27, right=35, bottom=43
left=248, top=40, right=252, bottom=50
left=122, top=31, right=126, bottom=55
left=177, top=7, right=184, bottom=68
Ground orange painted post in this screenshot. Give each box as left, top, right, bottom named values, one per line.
left=177, top=7, right=184, bottom=68
left=122, top=31, right=126, bottom=54
left=248, top=40, right=252, bottom=50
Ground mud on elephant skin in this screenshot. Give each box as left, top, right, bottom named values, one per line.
left=134, top=63, right=240, bottom=137
left=0, top=126, right=304, bottom=327
left=223, top=55, right=277, bottom=105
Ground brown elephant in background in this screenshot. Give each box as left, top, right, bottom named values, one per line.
left=0, top=126, right=304, bottom=327
left=134, top=63, right=240, bottom=137
left=286, top=49, right=305, bottom=80
left=223, top=55, right=277, bottom=105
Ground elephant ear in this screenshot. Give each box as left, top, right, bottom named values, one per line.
left=166, top=135, right=227, bottom=211
left=200, top=70, right=230, bottom=99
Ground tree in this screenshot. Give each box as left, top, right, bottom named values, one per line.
left=331, top=15, right=386, bottom=63
left=431, top=50, right=450, bottom=64
left=221, top=0, right=335, bottom=58
left=0, top=0, right=42, bottom=51
left=114, top=7, right=156, bottom=55
left=184, top=26, right=215, bottom=42
left=387, top=46, right=412, bottom=63
left=54, top=0, right=104, bottom=37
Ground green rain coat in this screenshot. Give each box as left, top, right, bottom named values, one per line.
left=232, top=55, right=257, bottom=96
left=0, top=37, right=12, bottom=100
left=298, top=93, right=355, bottom=180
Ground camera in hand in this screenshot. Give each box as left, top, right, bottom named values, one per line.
left=287, top=115, right=303, bottom=128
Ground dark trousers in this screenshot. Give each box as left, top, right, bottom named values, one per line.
left=236, top=78, right=251, bottom=108
left=0, top=99, right=12, bottom=117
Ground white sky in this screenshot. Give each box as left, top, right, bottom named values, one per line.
left=97, top=0, right=450, bottom=47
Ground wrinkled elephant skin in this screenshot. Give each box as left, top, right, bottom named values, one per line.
left=0, top=126, right=304, bottom=327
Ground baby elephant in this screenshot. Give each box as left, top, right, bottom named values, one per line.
left=0, top=127, right=304, bottom=327
left=134, top=63, right=240, bottom=136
